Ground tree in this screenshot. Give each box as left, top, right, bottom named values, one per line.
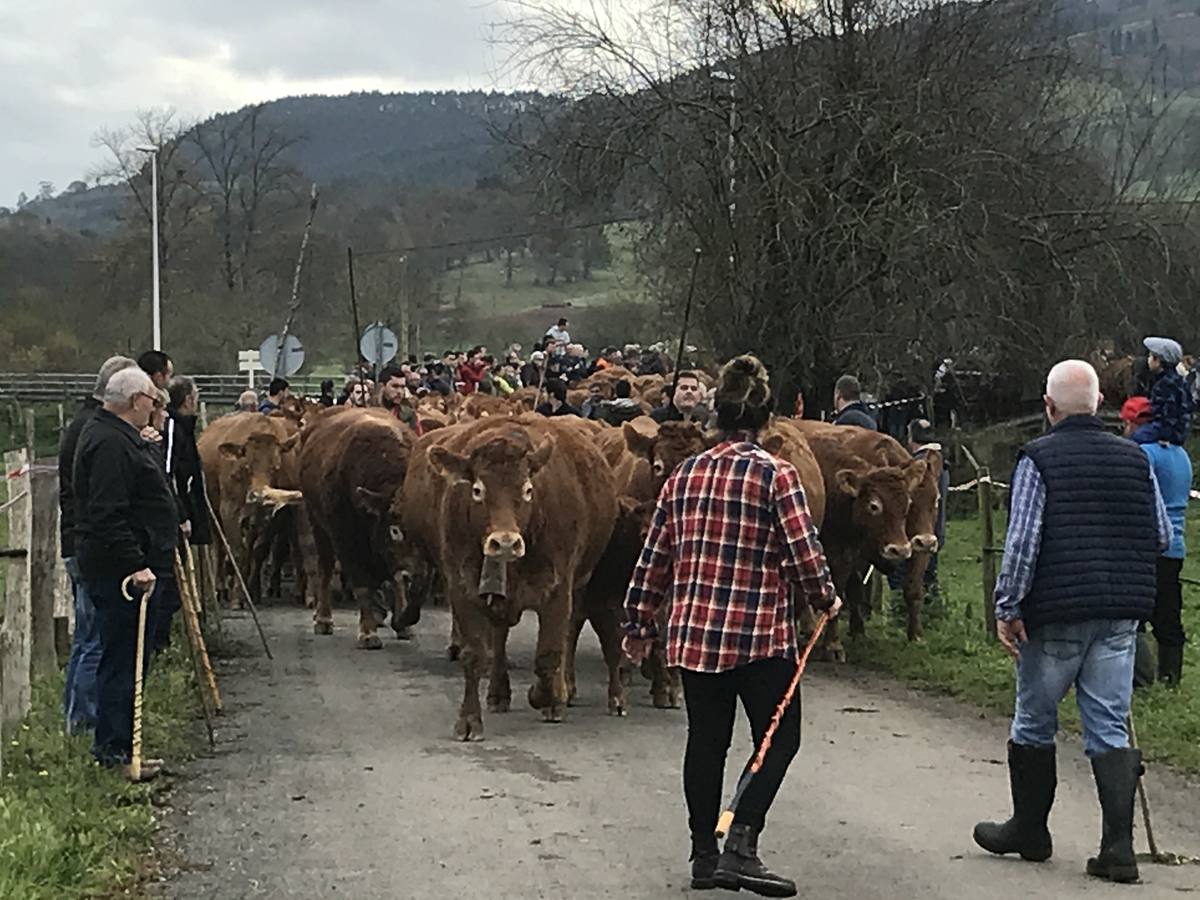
left=37, top=182, right=55, bottom=202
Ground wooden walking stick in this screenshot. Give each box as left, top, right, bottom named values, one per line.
left=120, top=574, right=152, bottom=782
left=1127, top=713, right=1200, bottom=866
left=175, top=550, right=222, bottom=715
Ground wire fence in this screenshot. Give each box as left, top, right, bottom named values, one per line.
left=0, top=373, right=333, bottom=407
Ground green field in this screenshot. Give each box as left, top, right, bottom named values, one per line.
left=849, top=508, right=1200, bottom=772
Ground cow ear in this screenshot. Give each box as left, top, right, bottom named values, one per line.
left=355, top=486, right=389, bottom=516
left=835, top=468, right=862, bottom=497
left=280, top=432, right=300, bottom=453
left=622, top=421, right=656, bottom=457
left=600, top=440, right=626, bottom=468
left=761, top=434, right=785, bottom=455
left=218, top=442, right=245, bottom=461
left=429, top=445, right=470, bottom=482
left=903, top=458, right=929, bottom=492
left=529, top=435, right=556, bottom=473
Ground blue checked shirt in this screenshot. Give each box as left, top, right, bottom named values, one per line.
left=994, top=457, right=1173, bottom=621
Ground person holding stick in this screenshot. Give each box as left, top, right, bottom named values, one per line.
left=974, top=360, right=1171, bottom=884
left=623, top=355, right=841, bottom=897
left=73, top=367, right=179, bottom=782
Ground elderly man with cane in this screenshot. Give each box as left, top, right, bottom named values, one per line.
left=74, top=367, right=180, bottom=782
left=974, top=360, right=1171, bottom=884
left=623, top=355, right=841, bottom=897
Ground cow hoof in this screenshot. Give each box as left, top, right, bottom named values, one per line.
left=487, top=696, right=511, bottom=713
left=454, top=714, right=484, bottom=742
left=313, top=621, right=333, bottom=636
left=651, top=693, right=680, bottom=710
left=541, top=705, right=565, bottom=724
left=393, top=626, right=414, bottom=641
left=356, top=634, right=384, bottom=650
left=608, top=698, right=627, bottom=717
left=446, top=643, right=461, bottom=661
left=527, top=683, right=562, bottom=711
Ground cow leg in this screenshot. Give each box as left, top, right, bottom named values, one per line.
left=586, top=604, right=628, bottom=717
left=648, top=645, right=681, bottom=709
left=486, top=622, right=512, bottom=713
left=904, top=552, right=931, bottom=642
left=453, top=599, right=488, bottom=741
left=528, top=594, right=570, bottom=723
left=294, top=515, right=317, bottom=609
left=564, top=603, right=589, bottom=706
left=220, top=502, right=245, bottom=609
left=447, top=605, right=463, bottom=660
left=311, top=524, right=336, bottom=635
left=354, top=586, right=385, bottom=650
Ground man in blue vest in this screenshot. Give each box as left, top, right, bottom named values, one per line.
left=973, top=359, right=1170, bottom=885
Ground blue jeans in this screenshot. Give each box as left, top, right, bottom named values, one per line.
left=1011, top=619, right=1137, bottom=758
left=63, top=558, right=102, bottom=733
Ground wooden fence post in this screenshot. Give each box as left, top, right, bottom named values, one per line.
left=199, top=400, right=209, bottom=431
left=1, top=449, right=34, bottom=743
left=29, top=461, right=61, bottom=679
left=978, top=466, right=998, bottom=639
left=23, top=408, right=35, bottom=456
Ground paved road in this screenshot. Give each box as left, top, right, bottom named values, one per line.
left=159, top=607, right=1200, bottom=899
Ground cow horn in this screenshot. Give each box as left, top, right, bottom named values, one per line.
left=254, top=487, right=304, bottom=512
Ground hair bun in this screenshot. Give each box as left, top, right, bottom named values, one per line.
left=716, top=354, right=771, bottom=409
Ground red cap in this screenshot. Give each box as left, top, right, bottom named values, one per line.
left=1119, top=396, right=1152, bottom=425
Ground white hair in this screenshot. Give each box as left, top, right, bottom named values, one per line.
left=103, top=367, right=154, bottom=406
left=92, top=355, right=137, bottom=400
left=1046, top=359, right=1100, bottom=416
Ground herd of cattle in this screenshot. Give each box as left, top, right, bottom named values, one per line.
left=195, top=367, right=942, bottom=741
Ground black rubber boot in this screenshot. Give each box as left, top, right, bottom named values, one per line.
left=1086, top=748, right=1142, bottom=884
left=690, top=834, right=719, bottom=890
left=712, top=824, right=797, bottom=898
left=973, top=741, right=1056, bottom=862
left=1158, top=644, right=1184, bottom=687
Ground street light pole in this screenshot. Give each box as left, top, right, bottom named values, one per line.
left=137, top=146, right=162, bottom=350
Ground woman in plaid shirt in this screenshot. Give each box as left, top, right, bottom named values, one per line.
left=623, top=355, right=842, bottom=897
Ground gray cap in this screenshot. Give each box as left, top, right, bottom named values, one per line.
left=93, top=355, right=138, bottom=400
left=1144, top=337, right=1183, bottom=366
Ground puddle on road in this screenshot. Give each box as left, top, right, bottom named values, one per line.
left=423, top=743, right=580, bottom=784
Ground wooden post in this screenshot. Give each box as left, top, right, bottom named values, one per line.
left=28, top=461, right=59, bottom=679
left=56, top=403, right=65, bottom=436
left=199, top=400, right=209, bottom=431
left=23, top=409, right=35, bottom=456
left=978, top=466, right=998, bottom=639
left=1, top=449, right=34, bottom=741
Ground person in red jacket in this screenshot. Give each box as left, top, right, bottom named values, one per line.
left=458, top=347, right=490, bottom=395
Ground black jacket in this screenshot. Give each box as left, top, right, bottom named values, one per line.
left=834, top=402, right=877, bottom=430
left=650, top=403, right=708, bottom=425
left=165, top=411, right=212, bottom=545
left=536, top=402, right=583, bottom=418
left=74, top=409, right=180, bottom=580
left=600, top=399, right=645, bottom=426
left=59, top=398, right=101, bottom=559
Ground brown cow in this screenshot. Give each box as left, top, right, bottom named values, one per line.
left=407, top=415, right=617, bottom=740
left=197, top=413, right=299, bottom=607
left=787, top=420, right=927, bottom=658
left=298, top=407, right=417, bottom=648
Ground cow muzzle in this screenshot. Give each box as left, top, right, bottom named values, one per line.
left=911, top=534, right=939, bottom=553
left=483, top=531, right=525, bottom=561
left=881, top=542, right=913, bottom=561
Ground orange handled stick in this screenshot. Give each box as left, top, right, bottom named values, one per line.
left=715, top=610, right=830, bottom=839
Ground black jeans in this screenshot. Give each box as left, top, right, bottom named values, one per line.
left=90, top=577, right=159, bottom=766
left=1153, top=557, right=1186, bottom=649
left=681, top=657, right=801, bottom=837
left=152, top=574, right=180, bottom=654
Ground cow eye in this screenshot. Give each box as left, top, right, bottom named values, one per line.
left=522, top=480, right=534, bottom=502
left=472, top=480, right=486, bottom=502
left=868, top=497, right=884, bottom=515
left=652, top=459, right=665, bottom=476
left=389, top=525, right=404, bottom=542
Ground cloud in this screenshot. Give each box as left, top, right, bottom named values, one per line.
left=0, top=0, right=513, bottom=206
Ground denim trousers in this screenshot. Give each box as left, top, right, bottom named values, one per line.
left=89, top=577, right=160, bottom=766
left=1011, top=618, right=1137, bottom=758
left=63, top=558, right=102, bottom=733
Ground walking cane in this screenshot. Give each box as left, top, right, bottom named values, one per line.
left=175, top=550, right=222, bottom=724
left=1126, top=713, right=1200, bottom=866
left=120, top=573, right=153, bottom=782
left=716, top=610, right=831, bottom=839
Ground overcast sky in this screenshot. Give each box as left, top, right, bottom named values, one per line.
left=0, top=0, right=520, bottom=206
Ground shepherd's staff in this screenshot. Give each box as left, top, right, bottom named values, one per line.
left=716, top=610, right=830, bottom=839
left=175, top=549, right=222, bottom=717
left=1127, top=714, right=1200, bottom=866
left=669, top=248, right=703, bottom=399
left=120, top=573, right=154, bottom=782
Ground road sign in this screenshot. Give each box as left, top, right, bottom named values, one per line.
left=259, top=334, right=306, bottom=377
left=238, top=350, right=262, bottom=389
left=360, top=323, right=398, bottom=368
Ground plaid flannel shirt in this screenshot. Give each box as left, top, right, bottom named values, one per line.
left=623, top=438, right=837, bottom=673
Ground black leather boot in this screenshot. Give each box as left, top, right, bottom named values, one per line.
left=712, top=824, right=796, bottom=898
left=973, top=741, right=1056, bottom=862
left=1158, top=644, right=1184, bottom=687
left=690, top=833, right=719, bottom=890
left=1086, top=748, right=1142, bottom=884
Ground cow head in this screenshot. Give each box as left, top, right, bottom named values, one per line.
left=219, top=431, right=300, bottom=504
left=354, top=485, right=407, bottom=564
left=906, top=450, right=943, bottom=553
left=428, top=428, right=556, bottom=562
left=623, top=420, right=704, bottom=488
left=834, top=457, right=926, bottom=561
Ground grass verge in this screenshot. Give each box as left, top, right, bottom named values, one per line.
left=0, top=640, right=203, bottom=899
left=847, top=511, right=1200, bottom=773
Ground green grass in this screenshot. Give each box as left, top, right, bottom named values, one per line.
left=0, top=641, right=204, bottom=899
left=848, top=509, right=1200, bottom=772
